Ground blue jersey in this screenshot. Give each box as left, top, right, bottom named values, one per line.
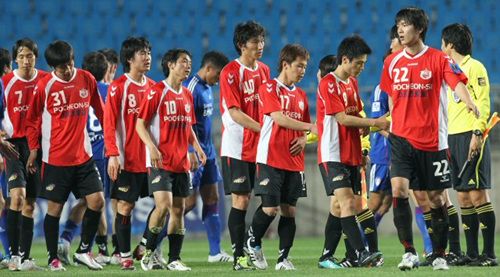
left=183, top=74, right=216, bottom=160
left=87, top=81, right=109, bottom=160
left=369, top=85, right=390, bottom=165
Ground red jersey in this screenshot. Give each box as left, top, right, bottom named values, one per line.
left=1, top=69, right=49, bottom=139
left=26, top=69, right=105, bottom=166
left=256, top=79, right=310, bottom=172
left=104, top=74, right=155, bottom=172
left=380, top=46, right=468, bottom=151
left=219, top=59, right=270, bottom=162
left=138, top=81, right=195, bottom=173
left=317, top=73, right=363, bottom=166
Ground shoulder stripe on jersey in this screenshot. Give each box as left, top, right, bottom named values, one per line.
left=186, top=76, right=199, bottom=93
left=41, top=77, right=58, bottom=163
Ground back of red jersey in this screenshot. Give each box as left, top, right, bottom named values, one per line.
left=1, top=69, right=49, bottom=139
left=26, top=69, right=105, bottom=166
left=138, top=81, right=195, bottom=173
left=317, top=73, right=363, bottom=166
left=380, top=46, right=467, bottom=151
left=219, top=59, right=270, bottom=162
left=104, top=74, right=155, bottom=172
left=256, top=79, right=311, bottom=171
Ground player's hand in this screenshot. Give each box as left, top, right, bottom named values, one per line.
left=467, top=102, right=480, bottom=119
left=0, top=130, right=6, bottom=137
left=308, top=124, right=318, bottom=136
left=362, top=154, right=370, bottom=170
left=290, top=136, right=307, bottom=156
left=360, top=126, right=370, bottom=137
left=148, top=146, right=163, bottom=170
left=189, top=152, right=199, bottom=172
left=196, top=149, right=207, bottom=167
left=468, top=133, right=482, bottom=161
left=26, top=150, right=37, bottom=174
left=108, top=156, right=122, bottom=181
left=375, top=116, right=390, bottom=131
left=0, top=139, right=19, bottom=160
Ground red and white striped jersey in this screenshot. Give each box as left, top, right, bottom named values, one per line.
left=256, top=78, right=310, bottom=172
left=26, top=69, right=104, bottom=166
left=1, top=69, right=49, bottom=139
left=138, top=81, right=195, bottom=173
left=104, top=74, right=155, bottom=172
left=219, top=59, right=270, bottom=162
left=317, top=73, right=363, bottom=166
left=380, top=46, right=468, bottom=151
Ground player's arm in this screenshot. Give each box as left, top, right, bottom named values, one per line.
left=335, top=112, right=389, bottom=130
left=229, top=107, right=261, bottom=132
left=136, top=88, right=163, bottom=169
left=25, top=82, right=46, bottom=172
left=189, top=127, right=206, bottom=167
left=104, top=84, right=123, bottom=180
left=453, top=82, right=479, bottom=119
left=468, top=66, right=491, bottom=159
left=270, top=111, right=316, bottom=133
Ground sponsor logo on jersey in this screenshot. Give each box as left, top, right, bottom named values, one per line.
left=185, top=104, right=191, bottom=113
left=420, top=69, right=432, bottom=80
left=152, top=175, right=161, bottom=184
left=478, top=77, right=486, bottom=86
left=233, top=176, right=246, bottom=184
left=46, top=184, right=56, bottom=191
left=118, top=186, right=130, bottom=192
left=79, top=89, right=89, bottom=98
left=298, top=101, right=304, bottom=111
left=8, top=173, right=18, bottom=182
left=332, top=173, right=346, bottom=182
left=259, top=178, right=270, bottom=186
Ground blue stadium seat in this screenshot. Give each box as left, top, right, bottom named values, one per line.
left=46, top=14, right=77, bottom=39
left=15, top=15, right=44, bottom=39
left=5, top=0, right=31, bottom=16
left=78, top=13, right=106, bottom=37
left=122, top=0, right=151, bottom=16
left=34, top=0, right=63, bottom=16
left=67, top=0, right=91, bottom=16
left=92, top=0, right=117, bottom=15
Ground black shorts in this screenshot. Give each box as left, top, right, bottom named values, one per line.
left=449, top=132, right=491, bottom=191
left=389, top=133, right=451, bottom=191
left=319, top=162, right=361, bottom=196
left=40, top=158, right=103, bottom=202
left=110, top=170, right=149, bottom=202
left=221, top=156, right=255, bottom=195
left=148, top=168, right=191, bottom=197
left=5, top=138, right=41, bottom=198
left=254, top=163, right=307, bottom=207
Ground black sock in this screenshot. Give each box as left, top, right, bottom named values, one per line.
left=476, top=203, right=496, bottom=258
left=76, top=208, right=102, bottom=254
left=44, top=214, right=60, bottom=264
left=320, top=213, right=342, bottom=261
left=168, top=233, right=185, bottom=263
left=393, top=197, right=415, bottom=254
left=115, top=213, right=132, bottom=254
left=249, top=206, right=275, bottom=247
left=141, top=208, right=155, bottom=247
left=277, top=216, right=295, bottom=263
left=146, top=227, right=161, bottom=252
left=343, top=234, right=357, bottom=260
left=95, top=235, right=108, bottom=256
left=340, top=216, right=365, bottom=253
left=447, top=205, right=461, bottom=255
left=7, top=209, right=22, bottom=256
left=228, top=207, right=246, bottom=259
left=431, top=206, right=449, bottom=258
left=20, top=216, right=34, bottom=261
left=357, top=209, right=378, bottom=252
left=461, top=206, right=479, bottom=258
left=112, top=234, right=120, bottom=254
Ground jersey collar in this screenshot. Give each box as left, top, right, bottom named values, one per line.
left=403, top=45, right=429, bottom=59
left=274, top=78, right=296, bottom=91
left=235, top=59, right=259, bottom=72
left=14, top=69, right=39, bottom=82
left=331, top=72, right=350, bottom=84
left=194, top=74, right=208, bottom=87
left=125, top=73, right=148, bottom=86
left=163, top=80, right=182, bottom=95
left=460, top=55, right=471, bottom=67
left=52, top=68, right=77, bottom=83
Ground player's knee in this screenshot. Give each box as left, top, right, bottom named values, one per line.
left=262, top=206, right=279, bottom=216
left=471, top=191, right=489, bottom=207
left=184, top=200, right=195, bottom=213
left=22, top=202, right=36, bottom=216
left=88, top=195, right=105, bottom=211
left=118, top=200, right=135, bottom=215
left=10, top=194, right=25, bottom=209
left=171, top=204, right=185, bottom=217
left=232, top=194, right=250, bottom=209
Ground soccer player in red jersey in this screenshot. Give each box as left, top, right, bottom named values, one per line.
left=379, top=7, right=479, bottom=271
left=219, top=21, right=270, bottom=270
left=25, top=40, right=106, bottom=271
left=136, top=48, right=206, bottom=272
left=317, top=35, right=388, bottom=268
left=1, top=38, right=49, bottom=271
left=245, top=44, right=315, bottom=270
left=105, top=37, right=155, bottom=271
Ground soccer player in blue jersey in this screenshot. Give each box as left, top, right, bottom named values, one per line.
left=183, top=51, right=231, bottom=263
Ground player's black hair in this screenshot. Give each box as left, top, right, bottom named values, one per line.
left=390, top=25, right=400, bottom=42
left=395, top=7, right=429, bottom=42
left=233, top=20, right=266, bottom=55
left=336, top=35, right=372, bottom=65
left=82, top=52, right=108, bottom=82
left=277, top=44, right=310, bottom=74
left=442, top=23, right=473, bottom=56
left=12, top=38, right=38, bottom=61
left=120, top=37, right=151, bottom=73
left=45, top=40, right=74, bottom=68
left=318, top=55, right=337, bottom=78
left=200, top=50, right=229, bottom=69
left=161, top=48, right=192, bottom=78
left=99, top=48, right=119, bottom=64
left=0, top=48, right=12, bottom=76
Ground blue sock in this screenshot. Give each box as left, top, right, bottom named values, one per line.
left=203, top=204, right=221, bottom=255
left=156, top=215, right=169, bottom=248
left=0, top=209, right=10, bottom=257
left=415, top=207, right=433, bottom=254
left=374, top=212, right=384, bottom=226
left=60, top=219, right=79, bottom=243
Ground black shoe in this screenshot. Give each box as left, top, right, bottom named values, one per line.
left=358, top=251, right=382, bottom=267
left=468, top=254, right=498, bottom=267
left=420, top=253, right=434, bottom=267
left=450, top=253, right=474, bottom=266
left=445, top=252, right=461, bottom=265
left=338, top=257, right=359, bottom=268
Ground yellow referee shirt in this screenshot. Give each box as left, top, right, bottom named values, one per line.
left=448, top=55, right=490, bottom=134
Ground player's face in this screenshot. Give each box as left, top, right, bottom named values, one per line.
left=54, top=60, right=75, bottom=81
left=397, top=20, right=421, bottom=47
left=241, top=36, right=265, bottom=60
left=15, top=47, right=36, bottom=72
left=129, top=48, right=151, bottom=73
left=171, top=53, right=192, bottom=81
left=345, top=55, right=367, bottom=78
left=441, top=39, right=452, bottom=56
left=205, top=65, right=223, bottom=86
left=285, top=57, right=307, bottom=84
left=390, top=37, right=404, bottom=53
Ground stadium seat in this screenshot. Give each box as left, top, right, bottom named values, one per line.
left=5, top=0, right=31, bottom=16
left=34, top=0, right=63, bottom=16
left=46, top=14, right=77, bottom=39
left=15, top=15, right=44, bottom=39
left=92, top=0, right=118, bottom=15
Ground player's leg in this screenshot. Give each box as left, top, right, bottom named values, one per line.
left=45, top=200, right=67, bottom=271
left=58, top=199, right=86, bottom=265
left=411, top=189, right=433, bottom=263
left=469, top=189, right=497, bottom=266
left=0, top=173, right=10, bottom=260
left=456, top=191, right=479, bottom=265
left=276, top=204, right=296, bottom=270
left=318, top=196, right=342, bottom=269
left=443, top=190, right=462, bottom=263
left=166, top=192, right=190, bottom=271
left=6, top=186, right=25, bottom=270
left=94, top=158, right=110, bottom=265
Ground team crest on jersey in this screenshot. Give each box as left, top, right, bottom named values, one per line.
left=185, top=104, right=191, bottom=113
left=298, top=101, right=304, bottom=111
left=420, top=69, right=432, bottom=80
left=79, top=89, right=89, bottom=98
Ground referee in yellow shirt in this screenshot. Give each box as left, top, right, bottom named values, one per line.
left=442, top=23, right=497, bottom=267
